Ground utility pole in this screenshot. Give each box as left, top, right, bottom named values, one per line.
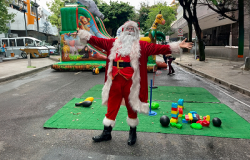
left=245, top=0, right=250, bottom=70
left=24, top=12, right=27, bottom=36
left=238, top=0, right=244, bottom=58
left=34, top=0, right=40, bottom=32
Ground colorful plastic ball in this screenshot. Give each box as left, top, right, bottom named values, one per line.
left=160, top=115, right=170, bottom=127
left=212, top=117, right=222, bottom=127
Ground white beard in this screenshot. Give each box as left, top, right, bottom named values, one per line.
left=117, top=31, right=138, bottom=57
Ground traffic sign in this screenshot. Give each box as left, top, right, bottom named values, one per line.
left=178, top=28, right=183, bottom=37
left=165, top=36, right=169, bottom=42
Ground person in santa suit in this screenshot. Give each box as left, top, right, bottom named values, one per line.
left=77, top=21, right=193, bottom=145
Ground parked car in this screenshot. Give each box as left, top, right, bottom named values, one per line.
left=0, top=37, right=50, bottom=58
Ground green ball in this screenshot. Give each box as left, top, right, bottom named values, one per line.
left=151, top=102, right=159, bottom=109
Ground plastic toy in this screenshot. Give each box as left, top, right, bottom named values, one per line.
left=75, top=101, right=92, bottom=107
left=160, top=115, right=170, bottom=127
left=212, top=117, right=222, bottom=127
left=182, top=111, right=200, bottom=123
left=196, top=115, right=210, bottom=127
left=170, top=99, right=185, bottom=123
left=75, top=97, right=94, bottom=107
left=170, top=122, right=182, bottom=129
left=170, top=103, right=178, bottom=123
left=190, top=123, right=202, bottom=129
left=177, top=99, right=184, bottom=117
left=151, top=102, right=159, bottom=109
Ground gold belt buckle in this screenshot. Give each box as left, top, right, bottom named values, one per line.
left=117, top=60, right=124, bottom=69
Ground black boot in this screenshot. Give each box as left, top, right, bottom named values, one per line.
left=92, top=126, right=112, bottom=142
left=127, top=127, right=137, bottom=146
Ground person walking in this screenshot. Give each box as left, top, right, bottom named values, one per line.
left=77, top=21, right=193, bottom=145
left=163, top=54, right=175, bottom=75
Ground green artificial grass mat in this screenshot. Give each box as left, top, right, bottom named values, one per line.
left=43, top=98, right=250, bottom=139
left=54, top=61, right=106, bottom=65
left=53, top=62, right=155, bottom=66
left=81, top=85, right=220, bottom=103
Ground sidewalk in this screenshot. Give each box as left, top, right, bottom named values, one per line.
left=0, top=56, right=60, bottom=83
left=0, top=54, right=249, bottom=97
left=169, top=52, right=250, bottom=97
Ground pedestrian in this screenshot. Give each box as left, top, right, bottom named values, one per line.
left=163, top=54, right=175, bottom=75
left=1, top=43, right=6, bottom=57
left=77, top=21, right=193, bottom=145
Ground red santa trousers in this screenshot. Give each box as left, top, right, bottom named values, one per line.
left=105, top=74, right=137, bottom=120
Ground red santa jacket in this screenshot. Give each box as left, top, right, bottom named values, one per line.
left=79, top=31, right=180, bottom=114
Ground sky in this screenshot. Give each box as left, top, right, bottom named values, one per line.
left=38, top=0, right=174, bottom=13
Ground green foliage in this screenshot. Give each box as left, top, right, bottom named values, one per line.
left=47, top=0, right=66, bottom=29
left=138, top=2, right=151, bottom=33
left=98, top=1, right=135, bottom=36
left=93, top=0, right=103, bottom=5
left=144, top=2, right=176, bottom=35
left=0, top=0, right=15, bottom=34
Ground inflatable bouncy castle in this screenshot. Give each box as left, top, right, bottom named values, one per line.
left=51, top=0, right=166, bottom=72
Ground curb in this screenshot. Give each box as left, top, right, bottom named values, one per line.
left=174, top=61, right=250, bottom=97
left=48, top=57, right=60, bottom=62
left=0, top=65, right=52, bottom=83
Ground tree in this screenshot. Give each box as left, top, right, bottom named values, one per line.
left=198, top=0, right=238, bottom=22
left=138, top=2, right=151, bottom=33
left=46, top=0, right=65, bottom=40
left=179, top=1, right=193, bottom=42
left=0, top=0, right=15, bottom=34
left=199, top=0, right=250, bottom=60
left=144, top=2, right=176, bottom=35
left=246, top=0, right=250, bottom=57
left=98, top=1, right=135, bottom=36
left=179, top=0, right=205, bottom=61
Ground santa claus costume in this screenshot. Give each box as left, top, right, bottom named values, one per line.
left=78, top=21, right=181, bottom=145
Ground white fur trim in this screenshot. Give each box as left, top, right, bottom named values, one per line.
left=101, top=38, right=149, bottom=114
left=169, top=41, right=181, bottom=53
left=78, top=29, right=92, bottom=41
left=127, top=117, right=139, bottom=127
left=103, top=117, right=116, bottom=127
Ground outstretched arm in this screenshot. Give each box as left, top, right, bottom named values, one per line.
left=77, top=29, right=114, bottom=52
left=179, top=38, right=193, bottom=49
left=145, top=38, right=193, bottom=56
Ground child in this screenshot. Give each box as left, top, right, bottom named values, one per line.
left=163, top=54, right=175, bottom=75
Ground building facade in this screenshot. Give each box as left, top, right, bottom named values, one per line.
left=0, top=0, right=58, bottom=45
left=170, top=3, right=250, bottom=61
left=171, top=4, right=249, bottom=47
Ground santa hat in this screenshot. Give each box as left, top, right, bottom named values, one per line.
left=120, top=21, right=140, bottom=39
left=121, top=21, right=139, bottom=32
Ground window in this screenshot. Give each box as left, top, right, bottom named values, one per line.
left=2, top=39, right=9, bottom=47
left=25, top=38, right=35, bottom=46
left=9, top=39, right=16, bottom=47
left=16, top=39, right=24, bottom=46
left=35, top=41, right=41, bottom=46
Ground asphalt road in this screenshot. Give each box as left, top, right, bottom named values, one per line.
left=0, top=64, right=250, bottom=160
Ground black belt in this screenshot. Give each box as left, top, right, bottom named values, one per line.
left=113, top=60, right=131, bottom=69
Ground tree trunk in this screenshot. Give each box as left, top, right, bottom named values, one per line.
left=188, top=22, right=192, bottom=42
left=248, top=2, right=250, bottom=57
left=58, top=28, right=61, bottom=57
left=192, top=0, right=205, bottom=61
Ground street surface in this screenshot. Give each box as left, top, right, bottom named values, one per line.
left=0, top=64, right=250, bottom=160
